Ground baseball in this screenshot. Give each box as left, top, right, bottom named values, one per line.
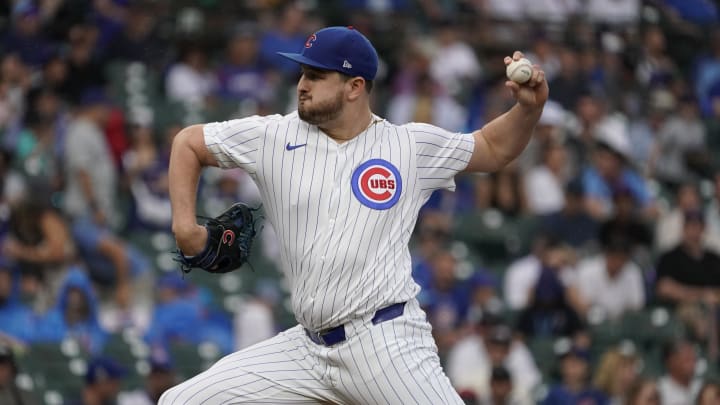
left=506, top=58, right=533, bottom=84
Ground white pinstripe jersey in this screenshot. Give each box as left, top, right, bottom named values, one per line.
left=204, top=112, right=475, bottom=331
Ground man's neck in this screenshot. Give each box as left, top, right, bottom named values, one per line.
left=669, top=372, right=692, bottom=388
left=682, top=242, right=704, bottom=259
left=319, top=109, right=374, bottom=143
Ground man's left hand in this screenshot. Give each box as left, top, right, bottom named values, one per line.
left=504, top=51, right=549, bottom=110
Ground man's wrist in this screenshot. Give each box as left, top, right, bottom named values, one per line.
left=174, top=223, right=208, bottom=256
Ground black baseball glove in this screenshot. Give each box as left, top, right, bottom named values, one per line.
left=175, top=203, right=259, bottom=274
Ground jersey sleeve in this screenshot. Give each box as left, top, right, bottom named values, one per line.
left=408, top=123, right=475, bottom=192
left=204, top=115, right=277, bottom=174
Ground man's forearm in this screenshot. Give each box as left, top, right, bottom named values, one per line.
left=169, top=126, right=206, bottom=232
left=478, top=103, right=543, bottom=168
left=169, top=125, right=216, bottom=255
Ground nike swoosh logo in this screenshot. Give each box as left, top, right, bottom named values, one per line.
left=286, top=143, right=307, bottom=151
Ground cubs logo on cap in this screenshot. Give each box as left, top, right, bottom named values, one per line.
left=351, top=159, right=402, bottom=210
left=277, top=26, right=379, bottom=81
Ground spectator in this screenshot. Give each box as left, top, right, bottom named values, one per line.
left=524, top=140, right=569, bottom=215
left=635, top=26, right=678, bottom=88
left=447, top=322, right=540, bottom=404
left=34, top=267, right=108, bottom=354
left=628, top=88, right=675, bottom=172
left=598, top=187, right=653, bottom=253
left=650, top=94, right=710, bottom=187
left=215, top=23, right=274, bottom=107
left=548, top=47, right=589, bottom=110
left=145, top=274, right=234, bottom=355
left=542, top=345, right=609, bottom=405
left=3, top=2, right=55, bottom=68
left=428, top=21, right=481, bottom=99
left=657, top=340, right=702, bottom=405
left=0, top=343, right=39, bottom=405
left=63, top=87, right=117, bottom=227
left=106, top=2, right=167, bottom=69
left=122, top=124, right=171, bottom=231
left=13, top=113, right=60, bottom=192
left=467, top=270, right=501, bottom=323
left=419, top=250, right=473, bottom=355
left=582, top=115, right=655, bottom=221
left=90, top=0, right=130, bottom=50
left=485, top=366, right=515, bottom=405
left=656, top=183, right=704, bottom=253
left=593, top=341, right=642, bottom=405
left=66, top=356, right=127, bottom=405
left=503, top=235, right=575, bottom=311
left=0, top=261, right=36, bottom=344
left=4, top=198, right=74, bottom=311
left=410, top=220, right=448, bottom=291
left=39, top=56, right=71, bottom=102
left=516, top=266, right=585, bottom=339
left=165, top=42, right=216, bottom=107
left=63, top=88, right=149, bottom=310
left=63, top=25, right=107, bottom=105
left=570, top=235, right=645, bottom=321
left=258, top=4, right=308, bottom=78
left=655, top=210, right=720, bottom=341
left=540, top=178, right=599, bottom=251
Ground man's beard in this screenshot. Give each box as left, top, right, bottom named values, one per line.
left=298, top=91, right=344, bottom=125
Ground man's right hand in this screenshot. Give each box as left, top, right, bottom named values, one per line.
left=173, top=223, right=208, bottom=256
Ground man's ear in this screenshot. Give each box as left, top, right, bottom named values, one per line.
left=346, top=77, right=366, bottom=101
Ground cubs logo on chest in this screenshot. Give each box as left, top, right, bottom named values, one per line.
left=351, top=159, right=402, bottom=210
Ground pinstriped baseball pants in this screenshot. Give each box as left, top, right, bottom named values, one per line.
left=158, top=299, right=463, bottom=404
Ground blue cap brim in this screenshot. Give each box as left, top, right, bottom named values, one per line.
left=277, top=52, right=334, bottom=72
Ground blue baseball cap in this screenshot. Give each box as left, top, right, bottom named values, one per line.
left=278, top=26, right=378, bottom=81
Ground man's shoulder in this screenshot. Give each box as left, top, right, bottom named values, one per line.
left=401, top=121, right=451, bottom=134
left=659, top=245, right=685, bottom=261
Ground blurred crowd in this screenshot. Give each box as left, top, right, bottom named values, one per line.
left=2, top=0, right=720, bottom=404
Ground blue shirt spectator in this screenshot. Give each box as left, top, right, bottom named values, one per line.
left=3, top=3, right=55, bottom=67
left=257, top=5, right=308, bottom=77
left=0, top=261, right=36, bottom=343
left=145, top=274, right=234, bottom=355
left=34, top=267, right=108, bottom=354
left=216, top=26, right=274, bottom=105
left=543, top=347, right=609, bottom=405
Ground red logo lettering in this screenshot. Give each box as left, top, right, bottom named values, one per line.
left=360, top=167, right=394, bottom=201
left=305, top=34, right=317, bottom=48
left=222, top=230, right=235, bottom=246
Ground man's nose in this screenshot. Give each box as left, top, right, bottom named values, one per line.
left=297, top=75, right=309, bottom=93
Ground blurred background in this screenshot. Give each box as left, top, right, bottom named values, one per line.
left=1, top=0, right=720, bottom=404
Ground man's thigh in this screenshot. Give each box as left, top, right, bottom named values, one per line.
left=331, top=300, right=464, bottom=405
left=158, top=325, right=342, bottom=404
